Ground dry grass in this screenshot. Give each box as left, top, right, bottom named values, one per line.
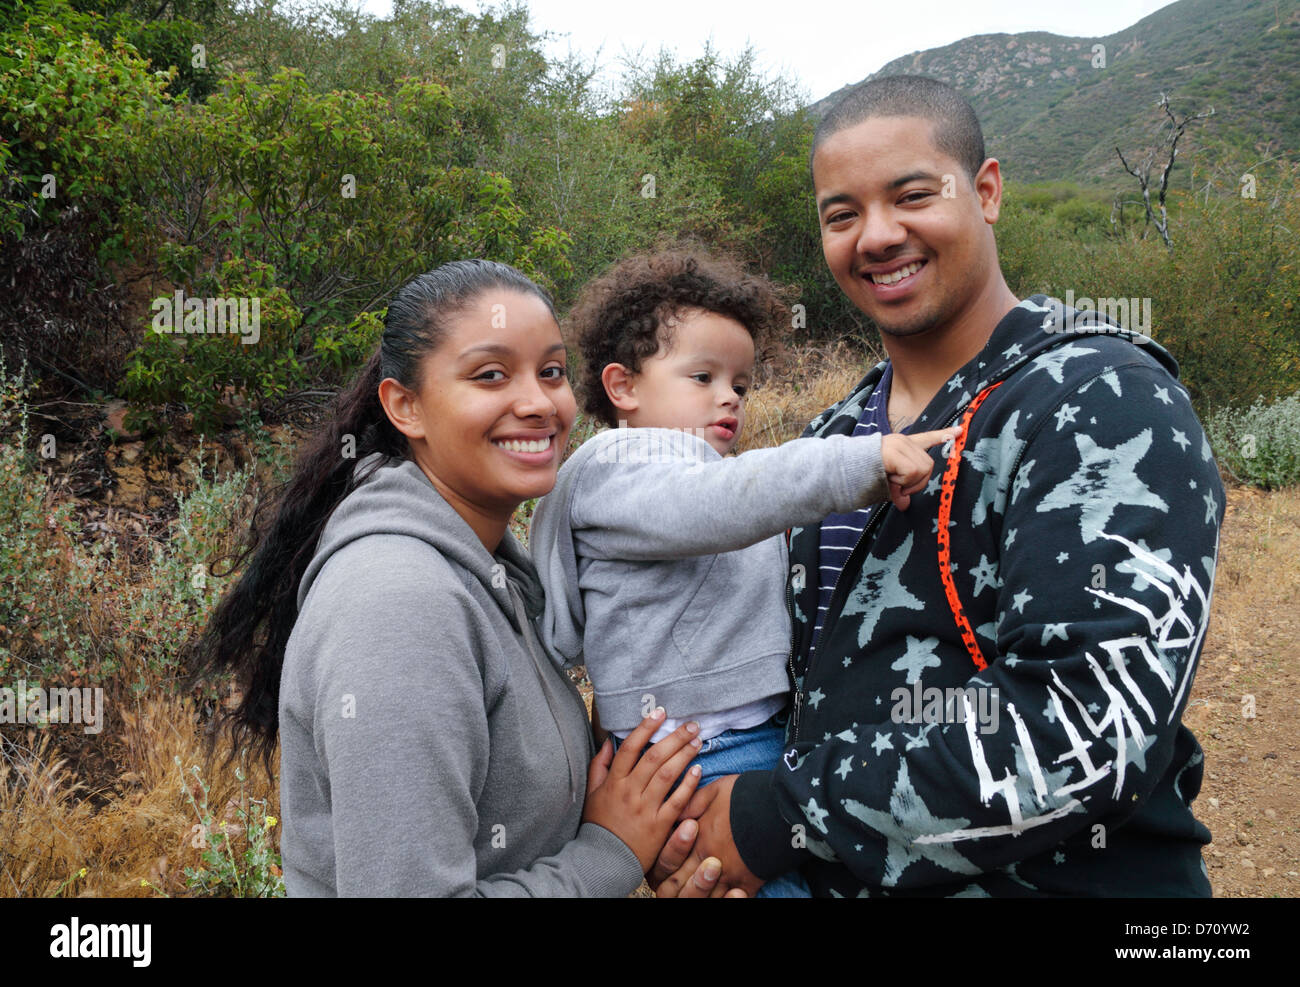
left=0, top=695, right=277, bottom=898
left=738, top=340, right=879, bottom=452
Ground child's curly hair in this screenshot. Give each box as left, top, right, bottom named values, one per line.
left=567, top=248, right=790, bottom=427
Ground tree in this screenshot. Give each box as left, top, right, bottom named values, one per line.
left=1114, top=92, right=1215, bottom=249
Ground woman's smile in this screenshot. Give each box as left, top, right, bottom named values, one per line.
left=491, top=431, right=559, bottom=463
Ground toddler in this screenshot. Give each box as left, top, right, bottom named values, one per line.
left=529, top=250, right=955, bottom=896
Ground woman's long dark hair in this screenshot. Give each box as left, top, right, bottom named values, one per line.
left=185, top=259, right=556, bottom=773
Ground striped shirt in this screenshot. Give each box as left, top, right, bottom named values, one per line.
left=810, top=364, right=894, bottom=663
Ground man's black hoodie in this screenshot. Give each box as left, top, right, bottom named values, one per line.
left=730, top=295, right=1225, bottom=897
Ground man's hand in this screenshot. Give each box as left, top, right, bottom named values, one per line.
left=647, top=819, right=743, bottom=897
left=650, top=775, right=764, bottom=897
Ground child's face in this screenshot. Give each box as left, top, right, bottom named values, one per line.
left=620, top=307, right=754, bottom=456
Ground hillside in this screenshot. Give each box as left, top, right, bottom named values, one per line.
left=808, top=0, right=1300, bottom=184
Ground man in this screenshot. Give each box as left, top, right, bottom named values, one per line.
left=655, top=75, right=1224, bottom=897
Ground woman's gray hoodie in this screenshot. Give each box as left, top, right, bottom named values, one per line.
left=278, top=453, right=645, bottom=897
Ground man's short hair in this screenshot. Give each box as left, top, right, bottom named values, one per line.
left=812, top=75, right=986, bottom=183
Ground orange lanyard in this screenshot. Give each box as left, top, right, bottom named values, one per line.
left=936, top=381, right=1004, bottom=671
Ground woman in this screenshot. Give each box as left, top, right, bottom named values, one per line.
left=187, top=259, right=719, bottom=896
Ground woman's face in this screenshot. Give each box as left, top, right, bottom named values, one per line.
left=394, top=288, right=576, bottom=546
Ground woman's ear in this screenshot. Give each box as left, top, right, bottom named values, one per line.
left=378, top=377, right=425, bottom=440
left=600, top=363, right=639, bottom=416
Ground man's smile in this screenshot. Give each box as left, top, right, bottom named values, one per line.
left=861, top=258, right=928, bottom=299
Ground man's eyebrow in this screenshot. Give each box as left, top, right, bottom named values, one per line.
left=888, top=170, right=942, bottom=190
left=817, top=192, right=853, bottom=213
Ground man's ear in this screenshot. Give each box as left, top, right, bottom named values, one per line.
left=974, top=157, right=1004, bottom=225
left=378, top=377, right=425, bottom=441
left=601, top=363, right=639, bottom=416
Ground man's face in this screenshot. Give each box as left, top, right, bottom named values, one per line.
left=812, top=115, right=1003, bottom=339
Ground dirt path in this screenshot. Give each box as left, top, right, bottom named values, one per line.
left=1188, top=486, right=1300, bottom=897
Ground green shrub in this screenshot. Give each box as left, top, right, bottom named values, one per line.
left=997, top=177, right=1300, bottom=415
left=122, top=257, right=304, bottom=435
left=121, top=67, right=569, bottom=433
left=1206, top=391, right=1300, bottom=489
left=0, top=14, right=173, bottom=239
left=312, top=309, right=384, bottom=383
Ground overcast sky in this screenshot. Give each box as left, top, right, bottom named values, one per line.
left=356, top=0, right=1180, bottom=104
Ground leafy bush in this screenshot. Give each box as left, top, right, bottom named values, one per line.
left=1206, top=391, right=1300, bottom=489
left=312, top=309, right=384, bottom=383
left=0, top=13, right=173, bottom=237
left=0, top=4, right=178, bottom=389
left=122, top=257, right=304, bottom=435
left=996, top=172, right=1300, bottom=414
left=121, top=67, right=570, bottom=432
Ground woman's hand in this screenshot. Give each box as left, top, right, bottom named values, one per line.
left=581, top=708, right=704, bottom=873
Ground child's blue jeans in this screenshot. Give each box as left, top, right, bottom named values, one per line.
left=611, top=711, right=811, bottom=898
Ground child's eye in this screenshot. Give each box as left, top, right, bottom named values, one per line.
left=541, top=365, right=566, bottom=380
left=733, top=384, right=749, bottom=398
left=691, top=372, right=712, bottom=384
left=474, top=369, right=506, bottom=382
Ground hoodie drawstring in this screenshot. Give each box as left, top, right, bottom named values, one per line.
left=937, top=381, right=1003, bottom=672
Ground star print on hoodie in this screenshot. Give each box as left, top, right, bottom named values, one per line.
left=728, top=295, right=1225, bottom=898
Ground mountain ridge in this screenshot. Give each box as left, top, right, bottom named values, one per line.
left=806, top=0, right=1300, bottom=184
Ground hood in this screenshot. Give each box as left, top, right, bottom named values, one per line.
left=809, top=293, right=1180, bottom=436
left=297, top=452, right=545, bottom=635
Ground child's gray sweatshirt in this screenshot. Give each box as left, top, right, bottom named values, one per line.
left=279, top=453, right=646, bottom=897
left=528, top=426, right=888, bottom=733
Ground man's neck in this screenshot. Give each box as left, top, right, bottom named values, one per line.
left=884, top=280, right=1020, bottom=423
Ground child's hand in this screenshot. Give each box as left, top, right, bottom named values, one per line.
left=581, top=708, right=704, bottom=872
left=881, top=427, right=961, bottom=512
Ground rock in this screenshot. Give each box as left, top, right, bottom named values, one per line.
left=1208, top=797, right=1220, bottom=809
left=119, top=442, right=143, bottom=464
left=1240, top=858, right=1255, bottom=870
left=1264, top=808, right=1277, bottom=819
left=1263, top=868, right=1275, bottom=878
left=103, top=400, right=143, bottom=442
left=1236, top=831, right=1251, bottom=846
